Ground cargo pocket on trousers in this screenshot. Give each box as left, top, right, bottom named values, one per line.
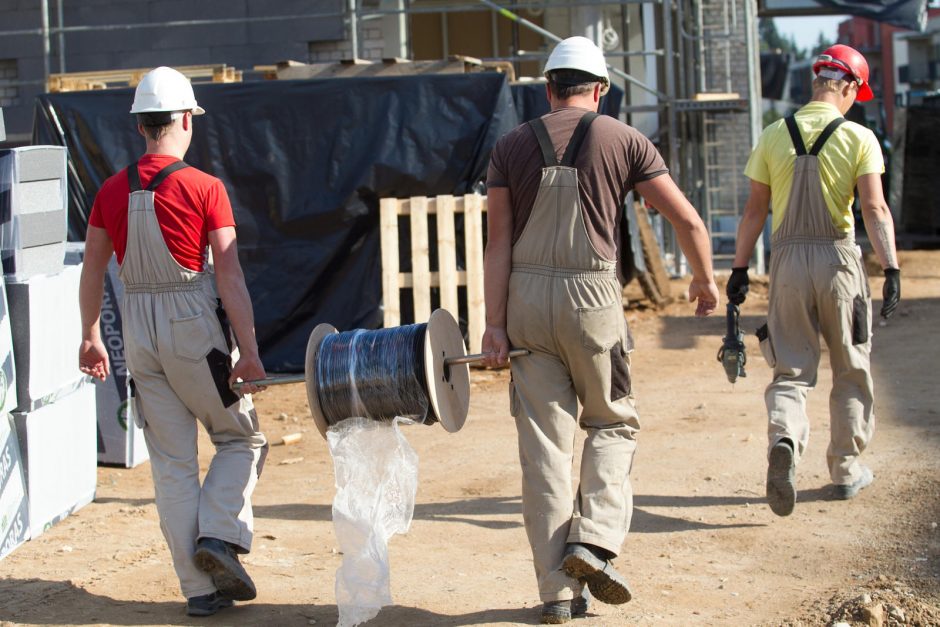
left=206, top=348, right=240, bottom=408
left=508, top=380, right=521, bottom=418
left=851, top=293, right=870, bottom=345
left=610, top=341, right=631, bottom=402
left=170, top=312, right=213, bottom=363
left=128, top=378, right=145, bottom=429
left=578, top=303, right=621, bottom=352
left=756, top=323, right=776, bottom=368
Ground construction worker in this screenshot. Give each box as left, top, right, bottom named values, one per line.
left=78, top=66, right=268, bottom=617
left=727, top=44, right=901, bottom=517
left=482, top=36, right=719, bottom=624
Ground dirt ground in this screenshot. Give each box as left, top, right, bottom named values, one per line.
left=2, top=250, right=939, bottom=627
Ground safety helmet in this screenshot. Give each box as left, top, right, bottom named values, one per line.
left=130, top=66, right=205, bottom=115
left=812, top=44, right=873, bottom=102
left=544, top=36, right=610, bottom=96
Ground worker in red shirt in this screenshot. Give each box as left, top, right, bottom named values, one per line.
left=78, top=66, right=268, bottom=617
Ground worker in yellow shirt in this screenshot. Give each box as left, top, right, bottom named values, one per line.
left=726, top=44, right=900, bottom=517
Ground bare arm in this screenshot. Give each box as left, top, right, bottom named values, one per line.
left=857, top=173, right=899, bottom=270
left=481, top=186, right=513, bottom=367
left=78, top=226, right=114, bottom=380
left=208, top=227, right=266, bottom=391
left=635, top=174, right=719, bottom=316
left=732, top=180, right=772, bottom=268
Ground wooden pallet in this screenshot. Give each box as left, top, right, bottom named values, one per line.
left=258, top=55, right=515, bottom=82
left=380, top=194, right=486, bottom=353
left=47, top=64, right=242, bottom=93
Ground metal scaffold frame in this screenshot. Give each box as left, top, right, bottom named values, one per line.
left=0, top=0, right=764, bottom=273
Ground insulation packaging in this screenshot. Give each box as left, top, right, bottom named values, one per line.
left=0, top=146, right=68, bottom=280
left=6, top=263, right=85, bottom=411
left=13, top=380, right=96, bottom=539
left=0, top=414, right=29, bottom=560
left=63, top=245, right=148, bottom=467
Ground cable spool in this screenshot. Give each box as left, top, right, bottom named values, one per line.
left=305, top=309, right=471, bottom=439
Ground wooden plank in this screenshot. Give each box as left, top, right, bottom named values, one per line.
left=380, top=198, right=402, bottom=328
left=634, top=201, right=673, bottom=308
left=463, top=193, right=486, bottom=354
left=435, top=195, right=459, bottom=319
left=409, top=197, right=432, bottom=324
left=396, top=271, right=468, bottom=289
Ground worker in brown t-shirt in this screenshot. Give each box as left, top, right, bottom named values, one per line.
left=481, top=36, right=719, bottom=624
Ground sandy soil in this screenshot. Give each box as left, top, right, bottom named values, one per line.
left=1, top=250, right=939, bottom=627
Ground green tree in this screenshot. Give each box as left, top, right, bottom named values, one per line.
left=810, top=31, right=833, bottom=57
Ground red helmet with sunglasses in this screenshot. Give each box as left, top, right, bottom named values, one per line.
left=813, top=44, right=873, bottom=102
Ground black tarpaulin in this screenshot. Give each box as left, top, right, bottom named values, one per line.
left=760, top=53, right=792, bottom=101
left=35, top=73, right=519, bottom=371
left=510, top=81, right=625, bottom=122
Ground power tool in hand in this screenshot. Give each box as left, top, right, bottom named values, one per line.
left=717, top=302, right=746, bottom=384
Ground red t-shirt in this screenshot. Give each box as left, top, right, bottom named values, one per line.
left=88, top=153, right=236, bottom=271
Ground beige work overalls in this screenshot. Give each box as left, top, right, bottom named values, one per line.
left=507, top=113, right=640, bottom=602
left=121, top=161, right=267, bottom=598
left=765, top=116, right=873, bottom=487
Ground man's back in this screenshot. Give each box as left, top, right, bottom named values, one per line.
left=487, top=108, right=666, bottom=261
left=746, top=101, right=883, bottom=234
left=89, top=154, right=235, bottom=271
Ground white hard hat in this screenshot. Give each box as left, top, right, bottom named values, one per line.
left=130, top=66, right=205, bottom=115
left=544, top=36, right=610, bottom=96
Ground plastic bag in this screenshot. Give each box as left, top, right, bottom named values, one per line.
left=327, top=416, right=419, bottom=627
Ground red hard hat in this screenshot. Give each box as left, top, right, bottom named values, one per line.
left=813, top=44, right=873, bottom=102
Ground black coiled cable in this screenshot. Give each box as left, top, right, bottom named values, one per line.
left=316, top=324, right=432, bottom=426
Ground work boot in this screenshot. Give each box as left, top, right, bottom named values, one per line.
left=562, top=544, right=632, bottom=605
left=833, top=465, right=874, bottom=500
left=571, top=587, right=591, bottom=617
left=193, top=538, right=257, bottom=601
left=186, top=591, right=233, bottom=617
left=540, top=600, right=572, bottom=624
left=766, top=440, right=796, bottom=517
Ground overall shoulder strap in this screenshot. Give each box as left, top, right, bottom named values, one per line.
left=784, top=115, right=807, bottom=156
left=528, top=118, right=557, bottom=167
left=145, top=160, right=191, bottom=192
left=809, top=118, right=845, bottom=156
left=560, top=112, right=599, bottom=166
left=127, top=162, right=142, bottom=192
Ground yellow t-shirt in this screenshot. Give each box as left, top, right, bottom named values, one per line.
left=744, top=101, right=884, bottom=233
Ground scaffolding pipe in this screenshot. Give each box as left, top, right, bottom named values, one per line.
left=477, top=0, right=667, bottom=99
left=349, top=0, right=360, bottom=59
left=40, top=0, right=50, bottom=84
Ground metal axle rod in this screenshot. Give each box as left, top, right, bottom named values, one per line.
left=232, top=348, right=529, bottom=390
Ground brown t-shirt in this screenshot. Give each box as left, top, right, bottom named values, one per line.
left=486, top=107, right=667, bottom=261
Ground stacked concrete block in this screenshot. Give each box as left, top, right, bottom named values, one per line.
left=6, top=264, right=85, bottom=410
left=64, top=245, right=148, bottom=468
left=0, top=146, right=68, bottom=281
left=0, top=272, right=16, bottom=416
left=6, top=262, right=97, bottom=538
left=13, top=381, right=96, bottom=539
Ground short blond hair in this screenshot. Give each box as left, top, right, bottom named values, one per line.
left=812, top=75, right=851, bottom=96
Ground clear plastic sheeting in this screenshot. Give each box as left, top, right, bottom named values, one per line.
left=327, top=416, right=418, bottom=627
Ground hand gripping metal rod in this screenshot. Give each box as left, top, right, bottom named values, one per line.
left=231, top=348, right=529, bottom=390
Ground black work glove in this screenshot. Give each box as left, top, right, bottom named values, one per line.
left=726, top=267, right=749, bottom=305
left=881, top=268, right=900, bottom=318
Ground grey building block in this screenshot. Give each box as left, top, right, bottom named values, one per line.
left=6, top=263, right=82, bottom=411
left=13, top=211, right=67, bottom=249
left=0, top=146, right=67, bottom=184
left=2, top=242, right=66, bottom=282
